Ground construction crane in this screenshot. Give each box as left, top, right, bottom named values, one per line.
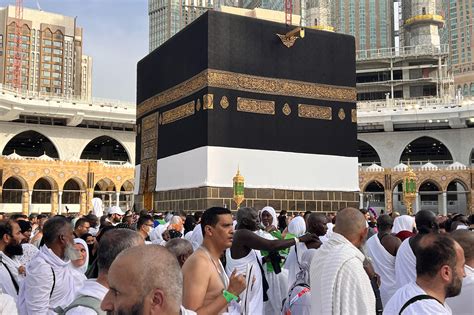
left=13, top=0, right=24, bottom=91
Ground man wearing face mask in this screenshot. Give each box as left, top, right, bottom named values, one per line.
left=0, top=220, right=25, bottom=303
left=137, top=215, right=154, bottom=244
left=18, top=216, right=86, bottom=315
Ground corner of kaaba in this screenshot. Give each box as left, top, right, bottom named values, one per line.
left=134, top=10, right=360, bottom=213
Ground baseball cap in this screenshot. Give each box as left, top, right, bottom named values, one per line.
left=108, top=206, right=125, bottom=216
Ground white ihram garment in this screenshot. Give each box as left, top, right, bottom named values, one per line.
left=310, top=232, right=375, bottom=315
left=446, top=265, right=474, bottom=314
left=365, top=234, right=397, bottom=306
left=394, top=238, right=416, bottom=290
left=384, top=281, right=452, bottom=315
left=65, top=279, right=108, bottom=315
left=18, top=245, right=85, bottom=315
left=0, top=251, right=22, bottom=302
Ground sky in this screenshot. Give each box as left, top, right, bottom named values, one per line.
left=6, top=0, right=149, bottom=102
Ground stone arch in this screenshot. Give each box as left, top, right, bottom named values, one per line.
left=120, top=179, right=134, bottom=192
left=62, top=178, right=84, bottom=206
left=94, top=178, right=116, bottom=192
left=3, top=175, right=28, bottom=191
left=398, top=136, right=453, bottom=165
left=357, top=140, right=381, bottom=165
left=417, top=179, right=442, bottom=192
left=2, top=130, right=60, bottom=159
left=446, top=179, right=470, bottom=215
left=2, top=176, right=27, bottom=204
left=391, top=179, right=406, bottom=213
left=418, top=179, right=442, bottom=213
left=32, top=177, right=58, bottom=204
left=62, top=177, right=86, bottom=191
left=80, top=136, right=130, bottom=162
left=363, top=180, right=385, bottom=192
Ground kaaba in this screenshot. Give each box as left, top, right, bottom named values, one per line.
left=135, top=10, right=360, bottom=213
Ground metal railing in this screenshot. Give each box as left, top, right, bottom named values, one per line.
left=0, top=84, right=136, bottom=110
left=356, top=44, right=449, bottom=61
left=357, top=96, right=469, bottom=112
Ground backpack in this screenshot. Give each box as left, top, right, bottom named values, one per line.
left=281, top=245, right=312, bottom=315
left=53, top=295, right=105, bottom=315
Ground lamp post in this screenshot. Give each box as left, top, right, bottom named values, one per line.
left=403, top=164, right=417, bottom=215
left=233, top=167, right=245, bottom=210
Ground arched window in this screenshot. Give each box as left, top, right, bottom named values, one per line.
left=419, top=181, right=441, bottom=213
left=32, top=178, right=52, bottom=204
left=400, top=137, right=452, bottom=164
left=463, top=84, right=469, bottom=96
left=447, top=180, right=469, bottom=215
left=357, top=140, right=381, bottom=165
left=2, top=177, right=23, bottom=203
left=470, top=83, right=474, bottom=96
left=62, top=179, right=81, bottom=204
left=2, top=131, right=59, bottom=158
left=80, top=136, right=129, bottom=162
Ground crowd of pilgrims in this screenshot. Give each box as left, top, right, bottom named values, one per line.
left=0, top=206, right=473, bottom=315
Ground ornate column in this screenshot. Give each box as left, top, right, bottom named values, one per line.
left=384, top=189, right=393, bottom=213
left=22, top=191, right=29, bottom=215
left=58, top=191, right=63, bottom=215
left=442, top=191, right=448, bottom=216
left=87, top=188, right=94, bottom=214
left=28, top=190, right=33, bottom=216
left=116, top=192, right=120, bottom=207
left=415, top=192, right=420, bottom=214
left=80, top=191, right=88, bottom=215
left=51, top=191, right=58, bottom=215
left=359, top=193, right=364, bottom=209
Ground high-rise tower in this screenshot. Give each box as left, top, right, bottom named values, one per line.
left=306, top=0, right=333, bottom=31
left=401, top=0, right=444, bottom=46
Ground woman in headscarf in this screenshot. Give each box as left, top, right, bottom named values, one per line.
left=283, top=216, right=308, bottom=291
left=80, top=233, right=95, bottom=265
left=71, top=238, right=89, bottom=274
left=256, top=206, right=289, bottom=315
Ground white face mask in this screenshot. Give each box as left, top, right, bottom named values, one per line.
left=147, top=226, right=153, bottom=237
left=65, top=242, right=82, bottom=261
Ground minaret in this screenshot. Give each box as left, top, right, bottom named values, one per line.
left=306, top=0, right=334, bottom=32
left=402, top=0, right=444, bottom=46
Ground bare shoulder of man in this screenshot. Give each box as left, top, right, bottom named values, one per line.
left=182, top=251, right=212, bottom=309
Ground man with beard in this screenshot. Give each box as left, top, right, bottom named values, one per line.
left=18, top=216, right=86, bottom=315
left=101, top=245, right=195, bottom=314
left=384, top=234, right=465, bottom=314
left=63, top=229, right=144, bottom=315
left=310, top=208, right=375, bottom=314
left=446, top=230, right=474, bottom=314
left=0, top=220, right=25, bottom=303
left=395, top=210, right=439, bottom=289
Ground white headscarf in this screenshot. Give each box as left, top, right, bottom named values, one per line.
left=288, top=216, right=306, bottom=236
left=150, top=224, right=167, bottom=243
left=92, top=197, right=103, bottom=218
left=189, top=224, right=203, bottom=251
left=259, top=206, right=278, bottom=228
left=72, top=238, right=89, bottom=274
left=392, top=215, right=415, bottom=234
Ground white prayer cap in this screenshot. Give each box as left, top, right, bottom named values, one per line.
left=108, top=206, right=125, bottom=216
left=392, top=215, right=415, bottom=234
left=288, top=216, right=306, bottom=236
